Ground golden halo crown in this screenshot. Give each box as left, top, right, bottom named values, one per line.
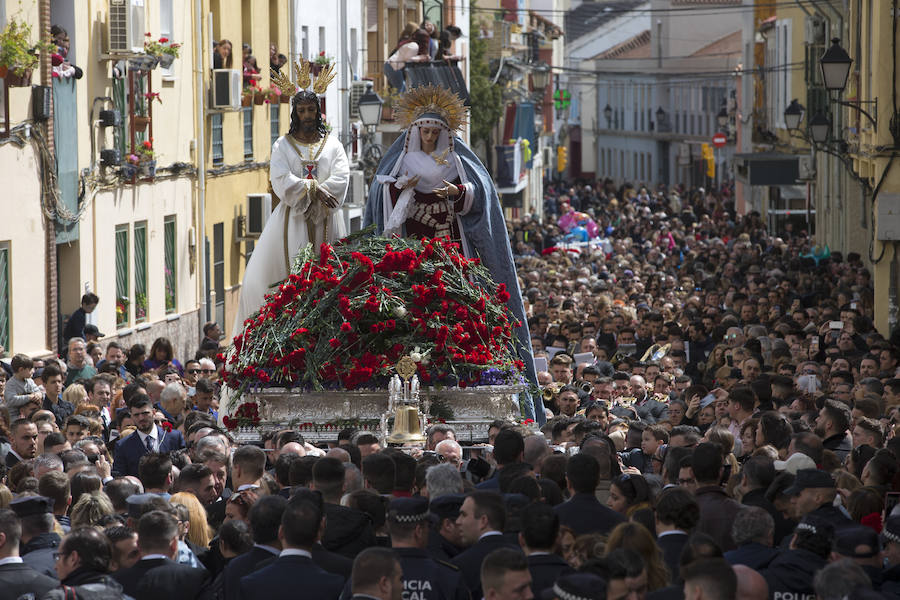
left=271, top=58, right=336, bottom=98
left=395, top=85, right=467, bottom=132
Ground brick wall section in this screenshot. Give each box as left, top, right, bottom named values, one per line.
left=40, top=0, right=59, bottom=356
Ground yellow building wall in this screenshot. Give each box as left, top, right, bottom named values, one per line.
left=205, top=170, right=271, bottom=331
left=202, top=0, right=291, bottom=333
left=854, top=0, right=900, bottom=334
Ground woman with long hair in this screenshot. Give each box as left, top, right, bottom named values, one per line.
left=384, top=23, right=429, bottom=91
left=171, top=491, right=213, bottom=549
left=604, top=522, right=670, bottom=590
left=143, top=337, right=183, bottom=375
left=214, top=39, right=233, bottom=69
left=70, top=492, right=114, bottom=529
left=124, top=344, right=146, bottom=379
left=607, top=473, right=652, bottom=517
left=755, top=411, right=793, bottom=459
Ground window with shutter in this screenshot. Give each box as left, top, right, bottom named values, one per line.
left=115, top=226, right=130, bottom=329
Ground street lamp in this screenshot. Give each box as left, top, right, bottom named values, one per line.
left=656, top=106, right=667, bottom=127
left=819, top=38, right=853, bottom=92
left=809, top=112, right=831, bottom=144
left=357, top=82, right=384, bottom=129
left=784, top=99, right=805, bottom=130
left=717, top=106, right=728, bottom=129
left=604, top=104, right=613, bottom=127
left=531, top=63, right=551, bottom=95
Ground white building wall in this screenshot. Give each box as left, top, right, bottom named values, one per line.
left=85, top=179, right=197, bottom=341
left=0, top=141, right=49, bottom=356
left=294, top=0, right=365, bottom=145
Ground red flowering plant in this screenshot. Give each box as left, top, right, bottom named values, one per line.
left=224, top=232, right=525, bottom=406
left=222, top=402, right=261, bottom=431
left=144, top=33, right=181, bottom=58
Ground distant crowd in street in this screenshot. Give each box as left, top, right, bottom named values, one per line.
left=0, top=174, right=893, bottom=599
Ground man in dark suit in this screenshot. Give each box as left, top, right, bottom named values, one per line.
left=739, top=455, right=795, bottom=544
left=653, top=487, right=699, bottom=583
left=518, top=502, right=573, bottom=596
left=239, top=498, right=345, bottom=600
left=0, top=508, right=58, bottom=598
left=723, top=506, right=779, bottom=570
left=554, top=453, right=625, bottom=536
left=692, top=443, right=742, bottom=552
left=5, top=419, right=38, bottom=468
left=223, top=495, right=285, bottom=600
left=348, top=547, right=404, bottom=600
left=11, top=495, right=60, bottom=579
left=451, top=491, right=520, bottom=600
left=311, top=457, right=376, bottom=558
left=112, top=510, right=209, bottom=600
left=113, top=394, right=185, bottom=477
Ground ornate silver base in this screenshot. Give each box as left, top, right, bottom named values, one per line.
left=237, top=385, right=524, bottom=443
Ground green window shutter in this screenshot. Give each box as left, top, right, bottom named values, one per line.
left=164, top=217, right=177, bottom=313
left=115, top=226, right=129, bottom=328
left=134, top=223, right=147, bottom=323
left=0, top=245, right=9, bottom=350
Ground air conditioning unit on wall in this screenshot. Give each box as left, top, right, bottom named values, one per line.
left=349, top=81, right=369, bottom=120
left=347, top=170, right=366, bottom=206
left=211, top=70, right=242, bottom=110
left=246, top=193, right=273, bottom=237
left=107, top=0, right=146, bottom=55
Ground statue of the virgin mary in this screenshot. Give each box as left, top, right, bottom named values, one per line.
left=364, top=85, right=543, bottom=422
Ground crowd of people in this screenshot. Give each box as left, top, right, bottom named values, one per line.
left=0, top=176, right=892, bottom=599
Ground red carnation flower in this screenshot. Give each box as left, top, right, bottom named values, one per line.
left=340, top=322, right=352, bottom=332
left=329, top=338, right=341, bottom=349
left=159, top=37, right=169, bottom=43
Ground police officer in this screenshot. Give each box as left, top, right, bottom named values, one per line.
left=428, top=494, right=465, bottom=563
left=389, top=497, right=469, bottom=600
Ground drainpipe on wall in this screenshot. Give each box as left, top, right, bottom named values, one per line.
left=40, top=0, right=58, bottom=356
left=195, top=0, right=208, bottom=334
left=890, top=243, right=899, bottom=334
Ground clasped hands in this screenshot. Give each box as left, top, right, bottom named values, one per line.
left=400, top=175, right=460, bottom=198
left=316, top=187, right=339, bottom=209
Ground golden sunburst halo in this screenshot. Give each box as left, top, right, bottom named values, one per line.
left=271, top=58, right=332, bottom=98
left=394, top=84, right=468, bottom=132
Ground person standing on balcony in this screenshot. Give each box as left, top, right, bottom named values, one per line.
left=384, top=23, right=428, bottom=93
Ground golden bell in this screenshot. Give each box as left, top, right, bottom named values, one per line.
left=387, top=406, right=426, bottom=445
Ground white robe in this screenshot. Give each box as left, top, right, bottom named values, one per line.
left=232, top=133, right=349, bottom=336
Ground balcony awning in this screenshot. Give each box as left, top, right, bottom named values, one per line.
left=406, top=62, right=471, bottom=106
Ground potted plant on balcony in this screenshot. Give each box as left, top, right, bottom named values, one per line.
left=263, top=85, right=283, bottom=104
left=0, top=18, right=54, bottom=86
left=241, top=84, right=254, bottom=107
left=122, top=154, right=140, bottom=179
left=136, top=139, right=156, bottom=178
left=144, top=33, right=181, bottom=69
left=381, top=86, right=399, bottom=121
left=133, top=91, right=160, bottom=132
left=311, top=51, right=332, bottom=75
